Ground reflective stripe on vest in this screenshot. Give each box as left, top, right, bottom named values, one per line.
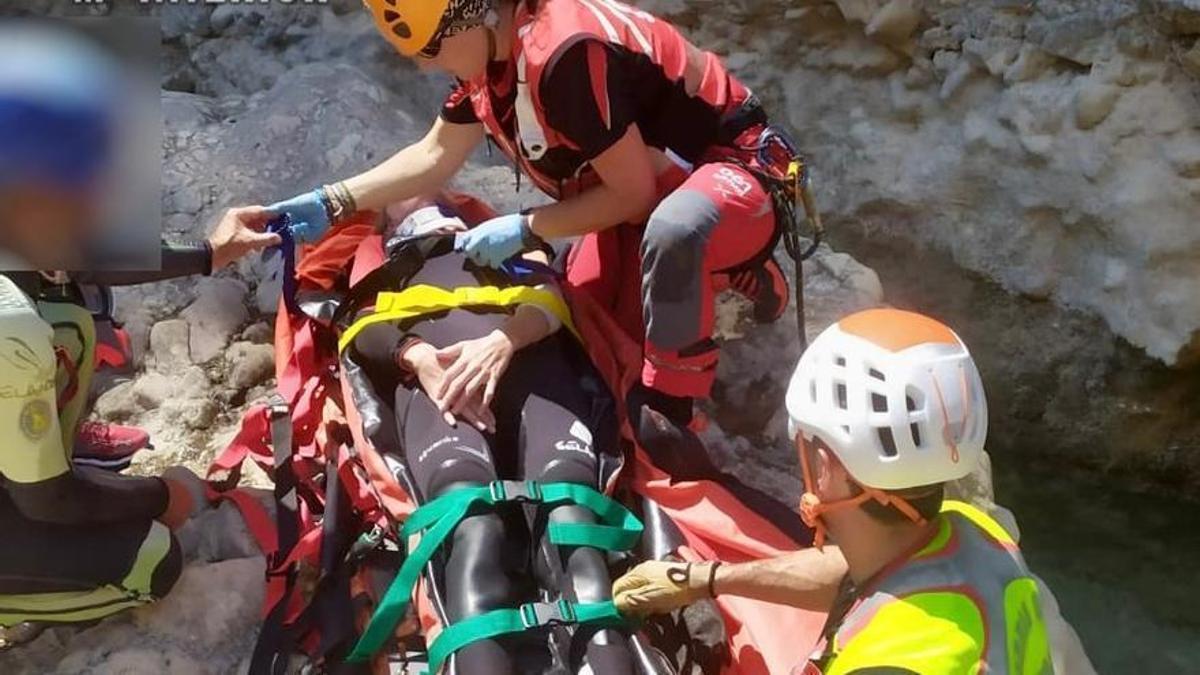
left=337, top=283, right=578, bottom=354
left=817, top=501, right=1053, bottom=675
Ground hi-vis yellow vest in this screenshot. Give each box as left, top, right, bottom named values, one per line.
left=805, top=501, right=1052, bottom=675
left=0, top=276, right=69, bottom=483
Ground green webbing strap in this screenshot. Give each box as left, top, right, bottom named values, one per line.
left=346, top=481, right=642, bottom=663
left=427, top=600, right=624, bottom=674
left=540, top=482, right=644, bottom=551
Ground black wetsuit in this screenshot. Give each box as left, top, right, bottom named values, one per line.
left=351, top=251, right=634, bottom=675
left=0, top=241, right=211, bottom=614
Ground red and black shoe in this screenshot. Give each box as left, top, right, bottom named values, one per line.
left=727, top=255, right=790, bottom=324
left=73, top=422, right=152, bottom=472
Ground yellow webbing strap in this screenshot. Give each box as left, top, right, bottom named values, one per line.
left=338, top=283, right=578, bottom=354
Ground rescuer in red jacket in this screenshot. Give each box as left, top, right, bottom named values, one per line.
left=267, top=0, right=795, bottom=426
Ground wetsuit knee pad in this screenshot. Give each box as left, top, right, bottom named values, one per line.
left=433, top=481, right=523, bottom=620
left=641, top=191, right=718, bottom=262
left=446, top=510, right=520, bottom=618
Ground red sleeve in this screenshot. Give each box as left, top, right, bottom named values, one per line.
left=541, top=40, right=635, bottom=160
left=440, top=82, right=479, bottom=125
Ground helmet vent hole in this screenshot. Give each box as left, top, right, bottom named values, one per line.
left=877, top=427, right=899, bottom=457
left=910, top=422, right=922, bottom=447
left=906, top=386, right=925, bottom=412
left=871, top=393, right=888, bottom=413
left=385, top=0, right=396, bottom=5
left=391, top=21, right=412, bottom=38
left=809, top=380, right=817, bottom=402
left=834, top=382, right=847, bottom=410
left=835, top=356, right=846, bottom=367
left=868, top=368, right=885, bottom=381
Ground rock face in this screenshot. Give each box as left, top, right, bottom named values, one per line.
left=638, top=0, right=1200, bottom=366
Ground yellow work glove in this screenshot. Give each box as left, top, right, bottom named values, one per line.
left=612, top=560, right=721, bottom=616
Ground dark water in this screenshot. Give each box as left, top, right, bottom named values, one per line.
left=995, top=462, right=1200, bottom=673
left=831, top=225, right=1200, bottom=674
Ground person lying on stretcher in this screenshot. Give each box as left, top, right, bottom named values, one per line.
left=346, top=197, right=637, bottom=674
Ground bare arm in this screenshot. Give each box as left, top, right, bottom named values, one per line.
left=713, top=547, right=848, bottom=611
left=343, top=119, right=484, bottom=212
left=495, top=248, right=559, bottom=348
left=525, top=124, right=657, bottom=239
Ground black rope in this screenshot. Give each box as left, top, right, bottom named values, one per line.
left=731, top=145, right=824, bottom=353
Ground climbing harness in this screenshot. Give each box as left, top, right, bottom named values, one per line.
left=739, top=125, right=826, bottom=351
left=347, top=480, right=643, bottom=669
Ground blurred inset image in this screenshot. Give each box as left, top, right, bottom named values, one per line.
left=0, top=17, right=160, bottom=272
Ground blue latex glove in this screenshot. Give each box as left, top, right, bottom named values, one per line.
left=454, top=213, right=532, bottom=268
left=266, top=189, right=329, bottom=244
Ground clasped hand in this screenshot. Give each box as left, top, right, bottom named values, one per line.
left=403, top=329, right=517, bottom=432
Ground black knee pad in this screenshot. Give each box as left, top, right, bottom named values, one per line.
left=150, top=532, right=183, bottom=599
left=444, top=509, right=522, bottom=620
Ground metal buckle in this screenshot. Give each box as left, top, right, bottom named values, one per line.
left=519, top=600, right=576, bottom=629
left=266, top=394, right=290, bottom=420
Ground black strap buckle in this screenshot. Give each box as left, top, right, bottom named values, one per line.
left=489, top=480, right=543, bottom=504
left=519, top=600, right=576, bottom=629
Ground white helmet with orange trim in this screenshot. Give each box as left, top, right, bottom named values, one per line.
left=786, top=308, right=987, bottom=491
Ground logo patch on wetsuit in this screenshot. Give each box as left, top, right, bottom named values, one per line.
left=19, top=399, right=52, bottom=441
left=417, top=435, right=491, bottom=465
left=569, top=420, right=593, bottom=446
left=555, top=421, right=595, bottom=456
left=418, top=435, right=459, bottom=464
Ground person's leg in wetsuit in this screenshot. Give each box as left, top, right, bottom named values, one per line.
left=0, top=495, right=181, bottom=621
left=500, top=336, right=635, bottom=675
left=393, top=383, right=522, bottom=675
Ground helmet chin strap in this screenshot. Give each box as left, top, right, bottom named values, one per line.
left=795, top=435, right=926, bottom=549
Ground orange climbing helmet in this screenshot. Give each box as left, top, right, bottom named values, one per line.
left=362, top=0, right=494, bottom=58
